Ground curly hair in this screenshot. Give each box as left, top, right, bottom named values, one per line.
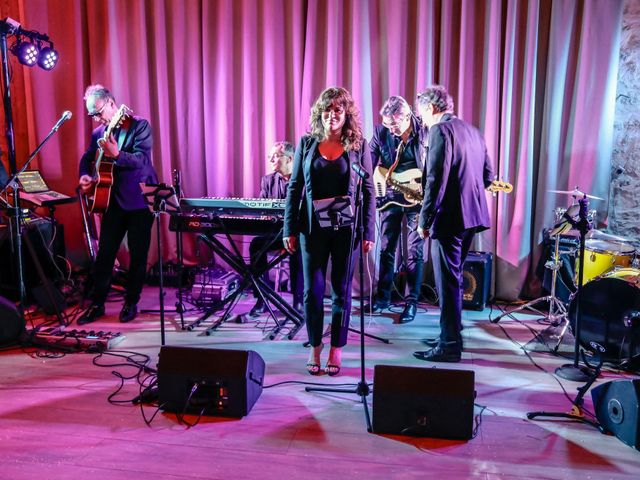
left=309, top=87, right=363, bottom=151
left=416, top=85, right=454, bottom=114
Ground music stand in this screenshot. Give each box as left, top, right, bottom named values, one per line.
left=141, top=183, right=180, bottom=345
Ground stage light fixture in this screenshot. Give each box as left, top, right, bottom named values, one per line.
left=13, top=39, right=39, bottom=67
left=37, top=44, right=58, bottom=70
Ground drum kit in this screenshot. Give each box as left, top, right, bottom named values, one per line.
left=494, top=188, right=640, bottom=372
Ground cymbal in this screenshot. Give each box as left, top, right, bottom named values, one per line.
left=548, top=188, right=604, bottom=200
left=587, top=229, right=632, bottom=243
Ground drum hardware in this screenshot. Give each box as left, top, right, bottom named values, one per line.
left=555, top=191, right=602, bottom=381
left=491, top=217, right=569, bottom=326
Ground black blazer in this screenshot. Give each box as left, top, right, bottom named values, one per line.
left=419, top=114, right=493, bottom=238
left=283, top=135, right=376, bottom=242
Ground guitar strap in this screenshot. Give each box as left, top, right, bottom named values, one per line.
left=387, top=140, right=406, bottom=177
left=115, top=119, right=131, bottom=152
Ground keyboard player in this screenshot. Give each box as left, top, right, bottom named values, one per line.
left=248, top=142, right=303, bottom=317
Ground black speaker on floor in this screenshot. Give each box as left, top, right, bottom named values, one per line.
left=0, top=295, right=25, bottom=347
left=372, top=365, right=475, bottom=439
left=157, top=346, right=265, bottom=417
left=591, top=379, right=640, bottom=450
left=462, top=251, right=492, bottom=310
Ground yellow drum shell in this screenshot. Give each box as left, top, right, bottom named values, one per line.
left=599, top=267, right=640, bottom=285
left=577, top=239, right=635, bottom=284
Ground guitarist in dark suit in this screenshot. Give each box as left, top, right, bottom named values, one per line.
left=413, top=85, right=493, bottom=362
left=366, top=96, right=426, bottom=324
left=77, top=84, right=158, bottom=325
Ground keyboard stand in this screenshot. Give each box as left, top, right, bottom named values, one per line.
left=189, top=229, right=304, bottom=340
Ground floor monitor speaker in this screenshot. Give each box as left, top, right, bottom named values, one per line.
left=372, top=365, right=475, bottom=439
left=0, top=296, right=24, bottom=346
left=157, top=346, right=265, bottom=417
left=591, top=379, right=640, bottom=450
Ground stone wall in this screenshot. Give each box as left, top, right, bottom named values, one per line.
left=610, top=0, right=640, bottom=248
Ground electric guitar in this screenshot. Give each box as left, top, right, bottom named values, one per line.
left=374, top=166, right=423, bottom=211
left=87, top=104, right=132, bottom=213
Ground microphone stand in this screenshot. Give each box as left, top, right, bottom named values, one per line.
left=0, top=115, right=72, bottom=317
left=305, top=166, right=372, bottom=432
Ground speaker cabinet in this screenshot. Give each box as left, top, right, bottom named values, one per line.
left=0, top=295, right=24, bottom=346
left=591, top=379, right=640, bottom=450
left=372, top=365, right=475, bottom=439
left=157, top=346, right=265, bottom=417
left=463, top=251, right=492, bottom=310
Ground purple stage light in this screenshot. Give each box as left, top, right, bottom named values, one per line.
left=37, top=45, right=58, bottom=70
left=14, top=41, right=39, bottom=67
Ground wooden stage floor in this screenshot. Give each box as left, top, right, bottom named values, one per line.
left=1, top=287, right=639, bottom=479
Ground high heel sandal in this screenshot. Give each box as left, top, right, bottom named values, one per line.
left=325, top=347, right=341, bottom=376
left=306, top=344, right=323, bottom=375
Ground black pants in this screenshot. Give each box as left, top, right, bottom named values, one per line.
left=376, top=205, right=424, bottom=303
left=91, top=202, right=154, bottom=305
left=249, top=234, right=303, bottom=304
left=430, top=228, right=476, bottom=348
left=300, top=226, right=358, bottom=348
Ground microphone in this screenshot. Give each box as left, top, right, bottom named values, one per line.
left=351, top=162, right=370, bottom=179
left=52, top=111, right=72, bottom=132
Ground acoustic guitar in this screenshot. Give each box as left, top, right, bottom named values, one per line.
left=87, top=104, right=132, bottom=213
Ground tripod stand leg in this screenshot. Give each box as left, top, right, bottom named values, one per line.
left=491, top=295, right=567, bottom=324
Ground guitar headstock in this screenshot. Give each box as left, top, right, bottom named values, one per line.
left=487, top=179, right=513, bottom=194
left=105, top=104, right=133, bottom=137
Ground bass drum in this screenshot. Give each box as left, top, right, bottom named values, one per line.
left=569, top=268, right=640, bottom=367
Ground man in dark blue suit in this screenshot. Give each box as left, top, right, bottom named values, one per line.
left=413, top=85, right=493, bottom=362
left=77, top=84, right=158, bottom=325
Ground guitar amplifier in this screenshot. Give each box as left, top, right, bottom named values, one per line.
left=462, top=251, right=492, bottom=310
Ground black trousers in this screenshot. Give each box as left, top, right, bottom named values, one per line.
left=300, top=226, right=358, bottom=348
left=376, top=205, right=424, bottom=303
left=91, top=202, right=154, bottom=305
left=249, top=234, right=303, bottom=304
left=430, top=228, right=476, bottom=348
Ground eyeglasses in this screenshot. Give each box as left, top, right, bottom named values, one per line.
left=383, top=113, right=410, bottom=129
left=88, top=101, right=108, bottom=119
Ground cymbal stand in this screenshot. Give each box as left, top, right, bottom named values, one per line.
left=491, top=232, right=568, bottom=326
left=555, top=196, right=594, bottom=381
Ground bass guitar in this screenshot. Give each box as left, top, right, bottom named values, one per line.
left=374, top=165, right=423, bottom=211
left=87, top=104, right=132, bottom=213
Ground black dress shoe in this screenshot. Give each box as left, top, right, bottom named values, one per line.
left=363, top=299, right=390, bottom=314
left=397, top=302, right=417, bottom=324
left=119, top=303, right=138, bottom=323
left=413, top=345, right=461, bottom=363
left=249, top=300, right=268, bottom=317
left=77, top=304, right=105, bottom=325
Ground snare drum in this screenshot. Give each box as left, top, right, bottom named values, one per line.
left=569, top=267, right=640, bottom=365
left=577, top=238, right=636, bottom=283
